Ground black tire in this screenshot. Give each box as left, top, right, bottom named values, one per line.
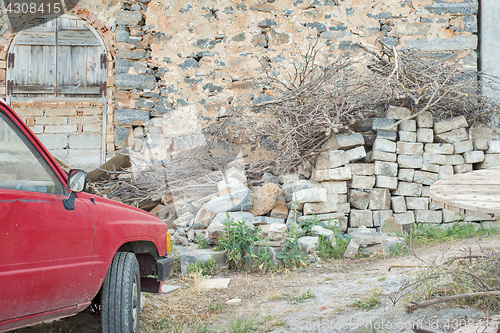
left=101, top=252, right=141, bottom=333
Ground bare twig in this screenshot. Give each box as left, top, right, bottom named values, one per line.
left=407, top=291, right=500, bottom=313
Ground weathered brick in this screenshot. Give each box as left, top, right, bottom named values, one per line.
left=434, top=116, right=469, bottom=134
left=399, top=120, right=416, bottom=132
left=438, top=165, right=455, bottom=179
left=374, top=161, right=398, bottom=177
left=463, top=150, right=484, bottom=164
left=413, top=170, right=439, bottom=185
left=313, top=166, right=352, bottom=181
left=350, top=163, right=374, bottom=175
left=372, top=118, right=396, bottom=131
left=375, top=176, right=398, bottom=190
left=398, top=168, right=415, bottom=182
left=417, top=111, right=433, bottom=128
left=406, top=197, right=429, bottom=210
left=415, top=210, right=443, bottom=223
left=350, top=190, right=370, bottom=210
left=435, top=128, right=468, bottom=143
left=417, top=128, right=434, bottom=143
left=370, top=151, right=397, bottom=162
left=399, top=131, right=417, bottom=142
left=444, top=154, right=465, bottom=166
left=425, top=143, right=454, bottom=154
left=369, top=188, right=391, bottom=210
left=322, top=181, right=348, bottom=194
left=391, top=196, right=407, bottom=213
left=316, top=150, right=349, bottom=169
left=397, top=142, right=423, bottom=155
left=392, top=182, right=422, bottom=197
left=373, top=138, right=396, bottom=153
left=351, top=175, right=376, bottom=189
left=397, top=155, right=423, bottom=169
left=350, top=210, right=373, bottom=228
left=453, top=164, right=473, bottom=174
left=326, top=133, right=364, bottom=150
left=394, top=211, right=415, bottom=225
left=386, top=105, right=411, bottom=119
left=373, top=210, right=394, bottom=227
left=453, top=140, right=474, bottom=154
left=346, top=146, right=366, bottom=162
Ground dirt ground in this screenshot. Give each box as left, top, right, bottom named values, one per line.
left=17, top=235, right=500, bottom=333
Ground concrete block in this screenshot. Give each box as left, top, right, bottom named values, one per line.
left=68, top=149, right=101, bottom=169
left=394, top=211, right=415, bottom=225
left=313, top=166, right=351, bottom=181
left=399, top=131, right=417, bottom=142
left=386, top=106, right=411, bottom=120
left=398, top=168, right=415, bottom=182
left=373, top=210, right=394, bottom=227
left=393, top=182, right=422, bottom=197
left=37, top=134, right=69, bottom=150
left=421, top=164, right=440, bottom=173
left=478, top=154, right=500, bottom=169
left=417, top=111, right=433, bottom=128
left=350, top=163, right=375, bottom=175
left=405, top=197, right=429, bottom=210
left=68, top=134, right=101, bottom=149
left=346, top=146, right=366, bottom=162
left=397, top=155, right=423, bottom=169
left=350, top=210, right=373, bottom=228
left=424, top=143, right=454, bottom=155
left=326, top=133, right=364, bottom=150
left=453, top=140, right=474, bottom=154
left=434, top=116, right=468, bottom=134
left=463, top=150, right=484, bottom=164
left=474, top=139, right=489, bottom=151
left=413, top=170, right=439, bottom=185
left=417, top=128, right=434, bottom=143
left=375, top=176, right=398, bottom=190
left=423, top=152, right=446, bottom=165
left=292, top=187, right=328, bottom=204
left=445, top=154, right=465, bottom=165
left=44, top=125, right=77, bottom=133
left=376, top=130, right=397, bottom=141
left=370, top=151, right=397, bottom=162
left=454, top=164, right=473, bottom=174
left=322, top=181, right=348, bottom=194
left=350, top=190, right=370, bottom=210
left=399, top=120, right=416, bottom=132
left=351, top=175, right=376, bottom=189
left=415, top=210, right=443, bottom=223
left=435, top=128, right=468, bottom=143
left=315, top=150, right=349, bottom=170
left=391, top=196, right=407, bottom=213
left=50, top=149, right=68, bottom=163
left=374, top=161, right=398, bottom=177
left=397, top=142, right=423, bottom=155
left=438, top=165, right=455, bottom=179
left=369, top=188, right=391, bottom=210
left=487, top=140, right=500, bottom=153
left=373, top=138, right=396, bottom=153
left=372, top=118, right=397, bottom=131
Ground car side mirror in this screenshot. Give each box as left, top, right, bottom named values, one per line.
left=63, top=169, right=87, bottom=211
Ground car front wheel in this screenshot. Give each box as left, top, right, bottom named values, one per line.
left=101, top=252, right=141, bottom=333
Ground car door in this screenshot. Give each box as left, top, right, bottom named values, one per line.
left=0, top=112, right=95, bottom=321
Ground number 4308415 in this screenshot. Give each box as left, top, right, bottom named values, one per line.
left=5, top=2, right=61, bottom=14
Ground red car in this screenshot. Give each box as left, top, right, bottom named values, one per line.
left=0, top=101, right=174, bottom=332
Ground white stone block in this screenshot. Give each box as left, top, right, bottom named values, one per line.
left=350, top=210, right=373, bottom=228
left=394, top=211, right=415, bottom=225
left=415, top=210, right=443, bottom=223
left=434, top=116, right=468, bottom=134
left=435, top=128, right=468, bottom=143
left=374, top=161, right=398, bottom=177
left=417, top=128, right=434, bottom=143
left=421, top=163, right=440, bottom=173
left=375, top=176, right=398, bottom=190
left=391, top=196, right=407, bottom=213
left=392, top=182, right=422, bottom=197
left=423, top=152, right=446, bottom=165
left=399, top=131, right=417, bottom=142
left=445, top=154, right=465, bottom=166
left=373, top=138, right=396, bottom=153
left=397, top=155, right=423, bottom=169
left=397, top=142, right=423, bottom=155
left=453, top=164, right=473, bottom=174
left=463, top=150, right=484, bottom=164
left=313, top=166, right=352, bottom=181
left=315, top=150, right=350, bottom=170
left=405, top=197, right=429, bottom=210
left=438, top=165, right=454, bottom=179
left=346, top=146, right=366, bottom=162
left=370, top=151, right=397, bottom=162
left=417, top=111, right=433, bottom=128
left=399, top=120, right=416, bottom=132
left=322, top=181, right=348, bottom=194
left=398, top=168, right=415, bottom=182
left=292, top=187, right=327, bottom=204
left=453, top=140, right=473, bottom=154
left=425, top=143, right=454, bottom=155
left=350, top=163, right=374, bottom=175
left=386, top=105, right=411, bottom=119
left=413, top=170, right=439, bottom=185
left=351, top=175, right=376, bottom=189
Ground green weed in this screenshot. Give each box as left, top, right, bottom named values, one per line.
left=186, top=258, right=217, bottom=276
left=351, top=288, right=382, bottom=310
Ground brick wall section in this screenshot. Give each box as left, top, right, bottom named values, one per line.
left=0, top=0, right=479, bottom=151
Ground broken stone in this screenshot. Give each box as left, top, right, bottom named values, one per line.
left=270, top=195, right=288, bottom=219
left=311, top=225, right=334, bottom=239
left=434, top=116, right=468, bottom=134
left=217, top=177, right=247, bottom=195
left=204, top=188, right=253, bottom=214
left=248, top=183, right=282, bottom=216
left=343, top=239, right=360, bottom=258
left=298, top=236, right=319, bottom=256
left=350, top=190, right=370, bottom=210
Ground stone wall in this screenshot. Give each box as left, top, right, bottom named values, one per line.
left=0, top=0, right=479, bottom=154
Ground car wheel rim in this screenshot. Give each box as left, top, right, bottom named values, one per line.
left=132, top=273, right=139, bottom=332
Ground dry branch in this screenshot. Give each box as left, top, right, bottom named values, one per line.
left=407, top=291, right=500, bottom=313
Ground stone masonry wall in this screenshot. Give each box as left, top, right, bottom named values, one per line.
left=0, top=0, right=478, bottom=154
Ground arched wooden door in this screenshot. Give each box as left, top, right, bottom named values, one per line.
left=6, top=15, right=108, bottom=170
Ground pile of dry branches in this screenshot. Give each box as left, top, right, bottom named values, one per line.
left=213, top=41, right=500, bottom=175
